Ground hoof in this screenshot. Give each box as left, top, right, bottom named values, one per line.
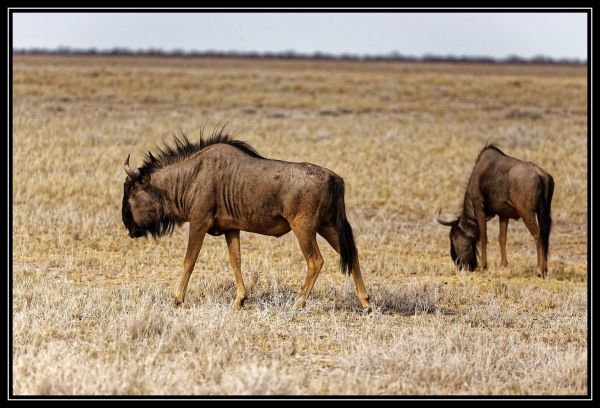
left=234, top=297, right=246, bottom=310
left=500, top=261, right=509, bottom=268
left=359, top=296, right=371, bottom=311
left=295, top=300, right=306, bottom=310
left=173, top=297, right=183, bottom=307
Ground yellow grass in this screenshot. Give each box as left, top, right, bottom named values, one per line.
left=12, top=55, right=588, bottom=395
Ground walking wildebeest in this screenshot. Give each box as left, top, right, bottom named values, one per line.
left=122, top=131, right=370, bottom=310
left=437, top=144, right=554, bottom=278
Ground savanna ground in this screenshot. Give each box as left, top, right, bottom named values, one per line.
left=11, top=55, right=588, bottom=396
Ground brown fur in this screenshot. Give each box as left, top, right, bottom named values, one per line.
left=122, top=132, right=370, bottom=310
left=438, top=144, right=554, bottom=278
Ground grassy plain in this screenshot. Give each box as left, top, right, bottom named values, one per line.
left=12, top=55, right=588, bottom=395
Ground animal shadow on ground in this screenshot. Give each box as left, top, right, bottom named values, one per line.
left=368, top=284, right=457, bottom=316
left=185, top=279, right=458, bottom=316
left=248, top=286, right=301, bottom=309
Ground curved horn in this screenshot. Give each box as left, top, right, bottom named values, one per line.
left=436, top=210, right=459, bottom=226
left=124, top=154, right=140, bottom=178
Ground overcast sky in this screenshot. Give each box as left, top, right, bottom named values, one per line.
left=12, top=12, right=588, bottom=60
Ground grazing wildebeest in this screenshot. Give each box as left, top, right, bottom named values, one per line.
left=122, top=131, right=370, bottom=310
left=437, top=144, right=554, bottom=278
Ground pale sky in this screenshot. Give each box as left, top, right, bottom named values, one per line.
left=12, top=12, right=588, bottom=60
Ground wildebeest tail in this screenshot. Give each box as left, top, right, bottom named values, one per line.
left=332, top=176, right=357, bottom=276
left=537, top=174, right=554, bottom=260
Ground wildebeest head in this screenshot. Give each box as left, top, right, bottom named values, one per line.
left=437, top=212, right=478, bottom=271
left=122, top=154, right=179, bottom=239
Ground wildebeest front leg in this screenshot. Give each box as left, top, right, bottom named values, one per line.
left=225, top=230, right=246, bottom=310
left=292, top=227, right=324, bottom=310
left=498, top=217, right=509, bottom=267
left=174, top=224, right=208, bottom=306
left=476, top=206, right=488, bottom=271
left=318, top=225, right=370, bottom=310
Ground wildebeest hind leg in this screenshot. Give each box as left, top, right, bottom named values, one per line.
left=225, top=230, right=246, bottom=310
left=292, top=226, right=324, bottom=310
left=520, top=210, right=544, bottom=278
left=318, top=225, right=370, bottom=310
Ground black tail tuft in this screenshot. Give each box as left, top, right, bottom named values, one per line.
left=332, top=177, right=357, bottom=276
left=537, top=174, right=554, bottom=261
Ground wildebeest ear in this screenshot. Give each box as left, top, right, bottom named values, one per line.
left=436, top=211, right=459, bottom=226
left=139, top=172, right=151, bottom=185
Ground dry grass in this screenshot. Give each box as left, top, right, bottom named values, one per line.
left=11, top=55, right=588, bottom=396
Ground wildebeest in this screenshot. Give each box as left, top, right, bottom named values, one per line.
left=437, top=144, right=554, bottom=278
left=122, top=130, right=370, bottom=310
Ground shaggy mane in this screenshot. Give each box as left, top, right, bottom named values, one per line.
left=478, top=143, right=506, bottom=158
left=467, top=143, right=506, bottom=182
left=459, top=143, right=506, bottom=223
left=139, top=128, right=263, bottom=175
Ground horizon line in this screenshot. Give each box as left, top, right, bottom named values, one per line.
left=12, top=47, right=588, bottom=65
